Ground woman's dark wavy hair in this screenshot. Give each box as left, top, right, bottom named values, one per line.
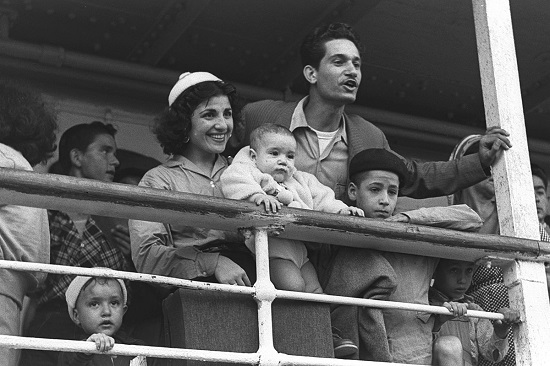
left=300, top=22, right=364, bottom=69
left=0, top=83, right=58, bottom=166
left=153, top=80, right=241, bottom=156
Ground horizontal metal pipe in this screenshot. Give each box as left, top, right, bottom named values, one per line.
left=0, top=335, right=415, bottom=366
left=0, top=335, right=259, bottom=364
left=0, top=260, right=504, bottom=320
left=0, top=260, right=254, bottom=296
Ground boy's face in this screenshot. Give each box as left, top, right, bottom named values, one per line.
left=250, top=133, right=296, bottom=183
left=433, top=260, right=475, bottom=301
left=73, top=279, right=127, bottom=336
left=74, top=133, right=120, bottom=182
left=348, top=170, right=399, bottom=219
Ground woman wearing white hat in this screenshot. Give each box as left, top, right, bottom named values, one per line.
left=129, top=72, right=255, bottom=287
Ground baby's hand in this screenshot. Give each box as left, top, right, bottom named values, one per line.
left=254, top=195, right=282, bottom=213
left=339, top=206, right=364, bottom=217
left=87, top=333, right=115, bottom=353
left=494, top=307, right=521, bottom=339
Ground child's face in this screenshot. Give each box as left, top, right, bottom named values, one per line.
left=250, top=133, right=296, bottom=183
left=348, top=170, right=399, bottom=219
left=433, top=260, right=475, bottom=301
left=73, top=279, right=127, bottom=336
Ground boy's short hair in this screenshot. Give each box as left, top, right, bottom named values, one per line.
left=249, top=124, right=294, bottom=151
left=58, top=121, right=117, bottom=175
left=349, top=148, right=409, bottom=186
left=65, top=273, right=127, bottom=320
left=532, top=163, right=548, bottom=190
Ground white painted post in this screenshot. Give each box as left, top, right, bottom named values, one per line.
left=252, top=228, right=279, bottom=366
left=472, top=0, right=550, bottom=364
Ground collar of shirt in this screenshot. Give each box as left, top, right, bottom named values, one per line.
left=163, top=154, right=228, bottom=178
left=289, top=96, right=348, bottom=145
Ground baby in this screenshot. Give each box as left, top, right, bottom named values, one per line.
left=221, top=123, right=363, bottom=294
left=59, top=273, right=146, bottom=365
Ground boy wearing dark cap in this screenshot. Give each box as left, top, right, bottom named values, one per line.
left=343, top=148, right=483, bottom=365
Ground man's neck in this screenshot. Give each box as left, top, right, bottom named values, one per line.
left=303, top=93, right=346, bottom=132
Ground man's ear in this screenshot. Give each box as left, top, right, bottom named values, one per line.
left=72, top=309, right=81, bottom=326
left=303, top=65, right=317, bottom=85
left=69, top=148, right=83, bottom=168
left=249, top=148, right=257, bottom=161
left=348, top=182, right=358, bottom=202
left=123, top=304, right=128, bottom=316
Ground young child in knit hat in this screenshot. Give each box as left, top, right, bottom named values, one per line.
left=60, top=273, right=146, bottom=366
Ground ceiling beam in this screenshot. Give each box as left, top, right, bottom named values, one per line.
left=128, top=0, right=210, bottom=66
left=260, top=0, right=383, bottom=91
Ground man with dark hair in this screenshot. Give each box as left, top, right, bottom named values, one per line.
left=239, top=22, right=511, bottom=363
left=0, top=83, right=57, bottom=366
left=21, top=122, right=129, bottom=366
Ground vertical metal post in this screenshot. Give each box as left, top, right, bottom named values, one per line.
left=252, top=228, right=279, bottom=365
left=472, top=0, right=550, bottom=364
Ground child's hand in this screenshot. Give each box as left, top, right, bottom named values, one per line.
left=339, top=207, right=365, bottom=217
left=494, top=307, right=521, bottom=339
left=254, top=195, right=282, bottom=213
left=434, top=301, right=468, bottom=331
left=443, top=301, right=468, bottom=317
left=87, top=333, right=115, bottom=353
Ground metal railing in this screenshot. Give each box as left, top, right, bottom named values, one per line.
left=0, top=168, right=549, bottom=365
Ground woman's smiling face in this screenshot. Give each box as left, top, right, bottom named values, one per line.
left=185, top=94, right=234, bottom=159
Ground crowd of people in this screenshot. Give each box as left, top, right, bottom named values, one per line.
left=0, top=21, right=548, bottom=366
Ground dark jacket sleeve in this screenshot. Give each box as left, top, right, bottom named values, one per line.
left=345, top=113, right=487, bottom=198
left=400, top=153, right=486, bottom=198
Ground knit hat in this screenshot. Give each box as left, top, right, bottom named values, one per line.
left=349, top=148, right=409, bottom=186
left=65, top=273, right=127, bottom=321
left=168, top=71, right=221, bottom=106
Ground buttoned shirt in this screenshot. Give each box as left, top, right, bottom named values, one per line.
left=129, top=154, right=229, bottom=280
left=38, top=210, right=128, bottom=305
left=290, top=97, right=349, bottom=200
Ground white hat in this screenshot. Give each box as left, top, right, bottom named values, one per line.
left=65, top=273, right=128, bottom=321
left=168, top=71, right=221, bottom=106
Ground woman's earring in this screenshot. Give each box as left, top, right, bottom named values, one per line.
left=183, top=136, right=190, bottom=143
